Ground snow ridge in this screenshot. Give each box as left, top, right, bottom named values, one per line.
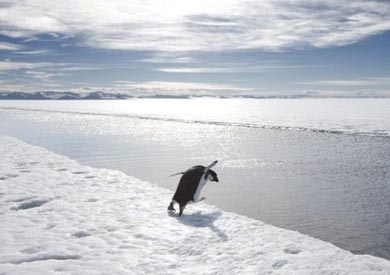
left=0, top=135, right=389, bottom=274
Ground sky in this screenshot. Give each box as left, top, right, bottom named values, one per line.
left=0, top=0, right=389, bottom=96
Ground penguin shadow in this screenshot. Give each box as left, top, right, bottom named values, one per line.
left=172, top=211, right=228, bottom=241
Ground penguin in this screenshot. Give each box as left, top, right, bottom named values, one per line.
left=168, top=160, right=219, bottom=217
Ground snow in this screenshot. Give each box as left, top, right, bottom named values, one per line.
left=0, top=135, right=389, bottom=275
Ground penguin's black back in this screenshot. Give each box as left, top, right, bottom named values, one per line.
left=173, top=165, right=205, bottom=205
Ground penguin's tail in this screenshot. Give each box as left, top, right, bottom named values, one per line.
left=169, top=172, right=185, bottom=177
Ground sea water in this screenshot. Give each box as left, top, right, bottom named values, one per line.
left=0, top=98, right=389, bottom=260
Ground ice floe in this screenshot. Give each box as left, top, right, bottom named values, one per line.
left=0, top=135, right=389, bottom=274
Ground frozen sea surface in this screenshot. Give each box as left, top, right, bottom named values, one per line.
left=1, top=135, right=390, bottom=275
left=0, top=98, right=390, bottom=136
left=0, top=99, right=389, bottom=261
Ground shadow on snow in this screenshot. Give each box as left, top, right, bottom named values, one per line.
left=169, top=211, right=228, bottom=241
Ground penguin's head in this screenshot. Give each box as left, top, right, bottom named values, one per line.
left=205, top=169, right=219, bottom=182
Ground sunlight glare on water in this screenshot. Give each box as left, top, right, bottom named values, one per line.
left=1, top=98, right=390, bottom=136
left=0, top=98, right=389, bottom=260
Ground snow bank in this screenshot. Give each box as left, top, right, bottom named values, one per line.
left=0, top=136, right=389, bottom=275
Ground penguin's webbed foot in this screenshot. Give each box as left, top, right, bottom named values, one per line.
left=167, top=202, right=176, bottom=212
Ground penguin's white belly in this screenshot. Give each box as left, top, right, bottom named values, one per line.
left=193, top=177, right=208, bottom=202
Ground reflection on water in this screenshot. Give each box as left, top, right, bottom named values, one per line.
left=1, top=98, right=390, bottom=136
left=0, top=108, right=389, bottom=260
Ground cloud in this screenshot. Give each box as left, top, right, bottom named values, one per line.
left=15, top=49, right=52, bottom=55
left=0, top=60, right=101, bottom=88
left=0, top=0, right=388, bottom=52
left=0, top=60, right=50, bottom=72
left=0, top=60, right=101, bottom=73
left=25, top=70, right=65, bottom=81
left=158, top=62, right=302, bottom=73
left=140, top=54, right=195, bottom=64
left=300, top=77, right=390, bottom=87
left=114, top=80, right=245, bottom=90
left=55, top=66, right=102, bottom=72
left=82, top=80, right=255, bottom=97
left=0, top=42, right=23, bottom=51
left=158, top=67, right=240, bottom=73
left=0, top=80, right=249, bottom=95
left=0, top=80, right=64, bottom=91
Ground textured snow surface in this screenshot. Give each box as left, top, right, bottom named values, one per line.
left=0, top=136, right=389, bottom=275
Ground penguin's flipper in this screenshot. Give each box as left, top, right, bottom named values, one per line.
left=205, top=160, right=218, bottom=172
left=169, top=172, right=184, bottom=177
left=204, top=160, right=218, bottom=179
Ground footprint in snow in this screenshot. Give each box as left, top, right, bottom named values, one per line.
left=19, top=170, right=31, bottom=173
left=87, top=198, right=98, bottom=202
left=10, top=254, right=81, bottom=264
left=272, top=260, right=288, bottom=269
left=10, top=198, right=52, bottom=211
left=72, top=171, right=89, bottom=175
left=46, top=224, right=56, bottom=230
left=284, top=247, right=302, bottom=254
left=72, top=231, right=91, bottom=238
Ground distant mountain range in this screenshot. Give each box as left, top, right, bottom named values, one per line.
left=0, top=91, right=253, bottom=100
left=0, top=91, right=133, bottom=100
left=0, top=91, right=388, bottom=100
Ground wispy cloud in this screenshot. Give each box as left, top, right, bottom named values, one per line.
left=114, top=80, right=245, bottom=90
left=158, top=67, right=239, bottom=73
left=0, top=0, right=388, bottom=52
left=25, top=70, right=65, bottom=81
left=0, top=60, right=50, bottom=72
left=0, top=42, right=23, bottom=51
left=158, top=63, right=302, bottom=73
left=15, top=49, right=52, bottom=55
left=55, top=66, right=102, bottom=72
left=0, top=60, right=101, bottom=88
left=140, top=54, right=195, bottom=64
left=0, top=80, right=250, bottom=94
left=0, top=60, right=101, bottom=73
left=300, top=77, right=390, bottom=87
left=0, top=80, right=64, bottom=91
